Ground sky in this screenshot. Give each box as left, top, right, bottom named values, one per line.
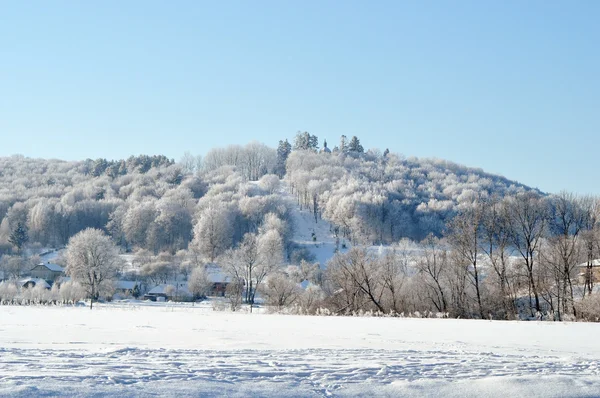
left=1, top=1, right=599, bottom=195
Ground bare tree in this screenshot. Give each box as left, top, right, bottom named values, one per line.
left=545, top=192, right=588, bottom=318
left=581, top=196, right=600, bottom=296
left=416, top=234, right=448, bottom=313
left=447, top=203, right=485, bottom=318
left=378, top=244, right=409, bottom=314
left=326, top=248, right=385, bottom=313
left=480, top=197, right=517, bottom=319
left=507, top=192, right=548, bottom=315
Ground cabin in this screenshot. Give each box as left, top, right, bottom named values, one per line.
left=207, top=266, right=231, bottom=297
left=30, top=262, right=64, bottom=282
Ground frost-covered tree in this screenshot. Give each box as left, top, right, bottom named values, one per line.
left=188, top=266, right=212, bottom=299
left=191, top=204, right=234, bottom=262
left=293, top=131, right=319, bottom=152
left=65, top=228, right=122, bottom=309
left=260, top=271, right=301, bottom=311
left=348, top=136, right=364, bottom=153
left=221, top=229, right=284, bottom=312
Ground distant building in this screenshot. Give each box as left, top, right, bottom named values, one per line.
left=30, top=262, right=64, bottom=282
left=115, top=280, right=141, bottom=298
left=320, top=139, right=331, bottom=154
left=144, top=282, right=191, bottom=301
left=19, top=277, right=51, bottom=289
left=577, top=260, right=600, bottom=284
left=207, top=266, right=231, bottom=297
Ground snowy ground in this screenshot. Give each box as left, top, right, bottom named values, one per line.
left=284, top=186, right=350, bottom=267
left=1, top=303, right=600, bottom=397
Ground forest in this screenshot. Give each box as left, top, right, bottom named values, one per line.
left=0, top=133, right=599, bottom=321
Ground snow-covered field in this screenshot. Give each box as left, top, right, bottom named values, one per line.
left=1, top=304, right=599, bottom=397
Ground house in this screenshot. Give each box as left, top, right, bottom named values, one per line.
left=577, top=260, right=600, bottom=284
left=115, top=280, right=141, bottom=298
left=30, top=262, right=64, bottom=282
left=144, top=282, right=191, bottom=302
left=19, top=278, right=51, bottom=289
left=207, top=266, right=231, bottom=297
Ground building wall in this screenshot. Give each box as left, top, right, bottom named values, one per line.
left=30, top=266, right=62, bottom=281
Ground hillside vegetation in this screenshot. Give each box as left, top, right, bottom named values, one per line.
left=1, top=134, right=599, bottom=321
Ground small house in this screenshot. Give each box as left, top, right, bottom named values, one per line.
left=30, top=262, right=64, bottom=282
left=144, top=282, right=191, bottom=302
left=207, top=266, right=231, bottom=297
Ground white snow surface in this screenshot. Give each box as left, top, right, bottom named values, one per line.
left=1, top=303, right=600, bottom=397
left=285, top=190, right=349, bottom=267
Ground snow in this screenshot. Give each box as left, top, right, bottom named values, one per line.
left=147, top=282, right=190, bottom=296
left=39, top=249, right=62, bottom=263
left=115, top=280, right=139, bottom=290
left=1, top=304, right=599, bottom=397
left=285, top=186, right=349, bottom=267
left=206, top=264, right=230, bottom=283
left=17, top=278, right=50, bottom=289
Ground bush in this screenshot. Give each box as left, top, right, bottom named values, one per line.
left=576, top=294, right=600, bottom=322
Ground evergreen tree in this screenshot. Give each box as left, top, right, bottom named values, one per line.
left=348, top=136, right=364, bottom=153
left=275, top=139, right=292, bottom=177
left=8, top=221, right=28, bottom=252
left=293, top=131, right=319, bottom=152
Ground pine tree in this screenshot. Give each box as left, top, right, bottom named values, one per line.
left=276, top=139, right=292, bottom=177
left=9, top=221, right=29, bottom=252
left=293, top=131, right=319, bottom=152
left=348, top=136, right=364, bottom=153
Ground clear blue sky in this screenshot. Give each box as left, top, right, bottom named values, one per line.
left=1, top=1, right=598, bottom=194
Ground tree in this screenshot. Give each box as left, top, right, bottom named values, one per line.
left=480, top=197, right=517, bottom=319
left=293, top=131, right=319, bottom=152
left=507, top=192, right=548, bottom=315
left=0, top=255, right=28, bottom=280
left=191, top=204, right=234, bottom=262
left=447, top=203, right=485, bottom=319
left=545, top=192, right=588, bottom=319
left=416, top=234, right=448, bottom=313
left=348, top=136, right=364, bottom=153
left=221, top=230, right=283, bottom=312
left=339, top=135, right=348, bottom=153
left=8, top=221, right=28, bottom=252
left=275, top=139, right=292, bottom=178
left=260, top=271, right=301, bottom=311
left=65, top=228, right=122, bottom=309
left=188, top=266, right=212, bottom=300
left=326, top=248, right=385, bottom=314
